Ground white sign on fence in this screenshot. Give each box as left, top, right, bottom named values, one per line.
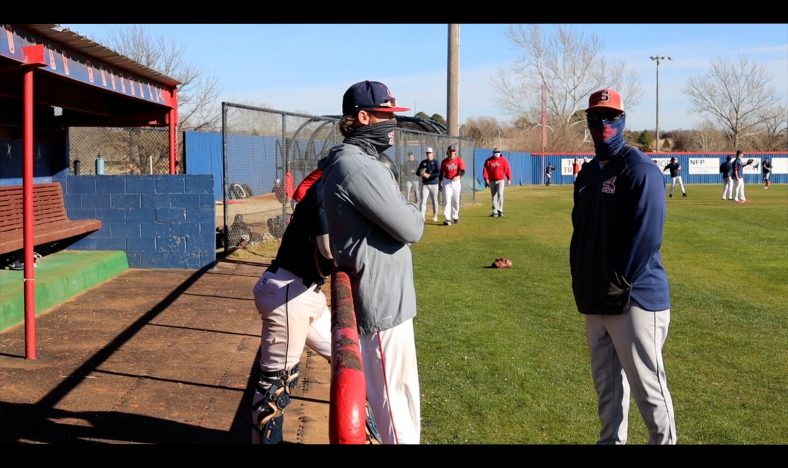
left=652, top=158, right=672, bottom=172
left=688, top=158, right=720, bottom=175
left=741, top=157, right=761, bottom=175
left=561, top=158, right=592, bottom=176
left=772, top=158, right=788, bottom=174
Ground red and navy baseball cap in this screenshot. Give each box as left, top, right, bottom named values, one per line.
left=342, top=80, right=410, bottom=116
left=587, top=88, right=624, bottom=113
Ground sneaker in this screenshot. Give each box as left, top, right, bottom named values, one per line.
left=432, top=215, right=438, bottom=222
left=443, top=220, right=452, bottom=226
left=452, top=218, right=459, bottom=224
left=490, top=212, right=497, bottom=217
left=669, top=193, right=673, bottom=198
left=498, top=211, right=503, bottom=217
left=682, top=193, right=687, bottom=197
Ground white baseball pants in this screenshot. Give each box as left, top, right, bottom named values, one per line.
left=360, top=318, right=421, bottom=444
left=253, top=267, right=332, bottom=373
left=734, top=178, right=747, bottom=202
left=585, top=305, right=677, bottom=445
left=721, top=177, right=733, bottom=200
left=442, top=178, right=462, bottom=221
left=669, top=176, right=686, bottom=195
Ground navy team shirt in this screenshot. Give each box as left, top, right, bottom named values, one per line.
left=570, top=146, right=671, bottom=314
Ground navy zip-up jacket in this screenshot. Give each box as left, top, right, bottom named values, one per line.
left=570, top=146, right=671, bottom=314
left=417, top=159, right=440, bottom=185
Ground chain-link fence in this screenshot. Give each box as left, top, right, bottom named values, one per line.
left=68, top=127, right=180, bottom=175
left=220, top=103, right=476, bottom=250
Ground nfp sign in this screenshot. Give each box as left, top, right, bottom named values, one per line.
left=688, top=158, right=720, bottom=175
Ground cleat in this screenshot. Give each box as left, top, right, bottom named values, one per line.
left=443, top=220, right=451, bottom=226
left=452, top=218, right=459, bottom=224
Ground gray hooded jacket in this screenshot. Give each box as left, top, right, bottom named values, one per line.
left=319, top=143, right=424, bottom=334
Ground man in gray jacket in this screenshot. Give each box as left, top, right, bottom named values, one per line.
left=319, top=80, right=424, bottom=444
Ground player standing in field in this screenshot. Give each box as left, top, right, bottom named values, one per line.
left=482, top=148, right=512, bottom=217
left=663, top=157, right=687, bottom=197
left=439, top=145, right=465, bottom=225
left=571, top=88, right=676, bottom=445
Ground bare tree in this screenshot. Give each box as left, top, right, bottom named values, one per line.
left=683, top=56, right=781, bottom=151
left=105, top=25, right=221, bottom=132
left=460, top=116, right=507, bottom=148
left=492, top=25, right=642, bottom=151
left=750, top=104, right=788, bottom=151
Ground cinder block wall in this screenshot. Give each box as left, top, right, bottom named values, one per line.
left=62, top=175, right=216, bottom=269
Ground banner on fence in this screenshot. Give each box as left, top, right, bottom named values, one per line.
left=688, top=158, right=720, bottom=175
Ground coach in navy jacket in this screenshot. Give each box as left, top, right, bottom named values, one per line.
left=569, top=88, right=677, bottom=445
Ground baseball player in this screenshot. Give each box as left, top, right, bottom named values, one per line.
left=482, top=148, right=512, bottom=217
left=417, top=148, right=440, bottom=222
left=545, top=163, right=555, bottom=186
left=663, top=157, right=687, bottom=197
left=403, top=152, right=421, bottom=204
left=251, top=177, right=334, bottom=444
left=571, top=88, right=676, bottom=444
left=319, top=80, right=423, bottom=444
left=720, top=155, right=733, bottom=200
left=439, top=145, right=465, bottom=225
left=732, top=150, right=749, bottom=203
left=762, top=158, right=772, bottom=189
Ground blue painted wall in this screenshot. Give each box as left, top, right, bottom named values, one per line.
left=180, top=129, right=788, bottom=189
left=184, top=131, right=281, bottom=201
left=0, top=137, right=69, bottom=185
left=184, top=130, right=223, bottom=201
left=62, top=175, right=215, bottom=269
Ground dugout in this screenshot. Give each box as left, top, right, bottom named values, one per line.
left=0, top=24, right=193, bottom=358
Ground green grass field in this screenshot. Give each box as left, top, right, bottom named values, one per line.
left=412, top=184, right=787, bottom=444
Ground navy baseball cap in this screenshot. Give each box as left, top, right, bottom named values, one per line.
left=342, top=80, right=410, bottom=116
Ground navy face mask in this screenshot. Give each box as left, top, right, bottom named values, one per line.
left=344, top=119, right=397, bottom=156
left=587, top=112, right=626, bottom=161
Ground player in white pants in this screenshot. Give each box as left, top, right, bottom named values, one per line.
left=585, top=306, right=677, bottom=444
left=439, top=145, right=465, bottom=225
left=720, top=155, right=733, bottom=200
left=360, top=318, right=420, bottom=444
left=417, top=148, right=440, bottom=222
left=663, top=157, right=686, bottom=198
left=251, top=178, right=333, bottom=444
left=732, top=151, right=748, bottom=203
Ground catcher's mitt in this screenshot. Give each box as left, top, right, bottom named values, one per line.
left=491, top=257, right=513, bottom=269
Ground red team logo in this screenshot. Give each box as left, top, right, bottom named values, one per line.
left=602, top=176, right=617, bottom=194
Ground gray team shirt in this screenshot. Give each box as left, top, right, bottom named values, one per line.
left=319, top=143, right=424, bottom=334
left=405, top=158, right=421, bottom=182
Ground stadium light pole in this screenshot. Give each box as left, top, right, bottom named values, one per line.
left=649, top=56, right=671, bottom=153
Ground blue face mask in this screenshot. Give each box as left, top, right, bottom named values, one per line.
left=587, top=112, right=626, bottom=160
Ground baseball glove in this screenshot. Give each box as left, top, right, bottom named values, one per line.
left=491, top=257, right=513, bottom=269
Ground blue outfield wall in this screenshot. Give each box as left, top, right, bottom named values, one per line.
left=62, top=175, right=216, bottom=269
left=182, top=128, right=788, bottom=190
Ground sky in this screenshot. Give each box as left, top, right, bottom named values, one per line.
left=63, top=23, right=788, bottom=132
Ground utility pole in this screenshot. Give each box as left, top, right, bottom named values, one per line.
left=447, top=24, right=460, bottom=138
left=649, top=56, right=671, bottom=153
